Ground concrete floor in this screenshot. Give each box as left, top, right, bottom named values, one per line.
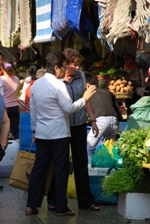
left=0, top=178, right=150, bottom=224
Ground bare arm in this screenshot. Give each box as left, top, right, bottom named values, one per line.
left=86, top=100, right=99, bottom=137
left=0, top=110, right=10, bottom=149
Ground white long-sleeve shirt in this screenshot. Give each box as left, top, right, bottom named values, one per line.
left=30, top=73, right=85, bottom=139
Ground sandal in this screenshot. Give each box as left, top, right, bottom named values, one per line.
left=90, top=204, right=100, bottom=211
left=47, top=204, right=56, bottom=211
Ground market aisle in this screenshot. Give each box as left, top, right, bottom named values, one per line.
left=0, top=178, right=148, bottom=224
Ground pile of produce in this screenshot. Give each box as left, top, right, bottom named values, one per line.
left=107, top=79, right=134, bottom=93
left=102, top=128, right=150, bottom=196
left=98, top=67, right=129, bottom=79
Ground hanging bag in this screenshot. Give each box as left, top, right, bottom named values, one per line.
left=67, top=156, right=77, bottom=199
left=9, top=149, right=53, bottom=196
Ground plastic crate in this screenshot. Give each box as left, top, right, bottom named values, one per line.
left=88, top=165, right=117, bottom=205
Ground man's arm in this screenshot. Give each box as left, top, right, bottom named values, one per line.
left=86, top=101, right=99, bottom=137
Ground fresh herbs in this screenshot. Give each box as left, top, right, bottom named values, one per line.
left=99, top=67, right=128, bottom=78
left=102, top=128, right=150, bottom=195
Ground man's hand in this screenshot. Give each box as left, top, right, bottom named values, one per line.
left=91, top=122, right=99, bottom=137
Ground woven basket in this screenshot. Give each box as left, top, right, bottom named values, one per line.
left=114, top=92, right=133, bottom=99
left=89, top=176, right=117, bottom=205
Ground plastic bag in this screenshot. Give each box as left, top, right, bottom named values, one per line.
left=67, top=153, right=77, bottom=199
left=112, top=144, right=123, bottom=169
left=91, top=144, right=114, bottom=168
left=104, top=139, right=115, bottom=158
left=67, top=172, right=77, bottom=199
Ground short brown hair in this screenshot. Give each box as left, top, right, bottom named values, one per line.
left=62, top=48, right=81, bottom=64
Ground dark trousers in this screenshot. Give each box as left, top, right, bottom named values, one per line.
left=70, top=123, right=95, bottom=208
left=27, top=137, right=70, bottom=213
left=7, top=106, right=19, bottom=139
left=47, top=123, right=95, bottom=208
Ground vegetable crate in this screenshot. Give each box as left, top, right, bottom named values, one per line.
left=88, top=165, right=117, bottom=205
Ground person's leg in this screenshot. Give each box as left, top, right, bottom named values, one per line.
left=47, top=173, right=56, bottom=209
left=7, top=106, right=19, bottom=140
left=104, top=116, right=119, bottom=140
left=50, top=137, right=71, bottom=213
left=27, top=139, right=52, bottom=208
left=87, top=116, right=111, bottom=163
left=70, top=123, right=96, bottom=209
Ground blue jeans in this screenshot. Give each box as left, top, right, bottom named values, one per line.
left=87, top=116, right=119, bottom=164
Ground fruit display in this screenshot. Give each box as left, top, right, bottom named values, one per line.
left=107, top=79, right=134, bottom=93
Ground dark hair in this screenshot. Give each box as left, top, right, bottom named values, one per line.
left=45, top=52, right=66, bottom=74
left=79, top=47, right=91, bottom=57
left=62, top=48, right=81, bottom=64
left=84, top=72, right=98, bottom=87
left=0, top=52, right=3, bottom=56
left=28, top=64, right=40, bottom=80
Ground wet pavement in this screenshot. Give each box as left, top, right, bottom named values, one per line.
left=0, top=178, right=150, bottom=224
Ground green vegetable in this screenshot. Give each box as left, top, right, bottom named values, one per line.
left=99, top=67, right=128, bottom=78
left=102, top=128, right=150, bottom=195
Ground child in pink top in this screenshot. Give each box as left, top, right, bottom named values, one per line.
left=0, top=62, right=20, bottom=140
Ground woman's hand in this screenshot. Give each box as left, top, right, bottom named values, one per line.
left=32, top=133, right=36, bottom=143
left=82, top=85, right=96, bottom=101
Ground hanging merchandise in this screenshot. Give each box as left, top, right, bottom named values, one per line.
left=19, top=0, right=32, bottom=49
left=128, top=1, right=150, bottom=44
left=11, top=0, right=20, bottom=46
left=52, top=0, right=87, bottom=40
left=0, top=0, right=15, bottom=47
left=51, top=0, right=71, bottom=40
left=34, top=0, right=55, bottom=43
left=79, top=7, right=94, bottom=41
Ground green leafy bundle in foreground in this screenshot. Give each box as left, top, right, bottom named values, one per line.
left=102, top=128, right=150, bottom=196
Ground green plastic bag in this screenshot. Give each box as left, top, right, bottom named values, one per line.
left=91, top=144, right=114, bottom=168
left=112, top=144, right=123, bottom=169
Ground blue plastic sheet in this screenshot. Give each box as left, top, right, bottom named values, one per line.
left=51, top=0, right=93, bottom=40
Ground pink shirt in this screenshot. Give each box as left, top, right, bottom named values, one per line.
left=0, top=75, right=20, bottom=108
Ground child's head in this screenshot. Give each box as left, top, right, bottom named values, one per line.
left=84, top=72, right=98, bottom=88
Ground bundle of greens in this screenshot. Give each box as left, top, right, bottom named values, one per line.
left=99, top=67, right=129, bottom=79
left=102, top=128, right=150, bottom=196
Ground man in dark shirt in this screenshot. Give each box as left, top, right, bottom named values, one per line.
left=84, top=72, right=122, bottom=163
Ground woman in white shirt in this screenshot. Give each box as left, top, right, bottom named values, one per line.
left=26, top=52, right=96, bottom=216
